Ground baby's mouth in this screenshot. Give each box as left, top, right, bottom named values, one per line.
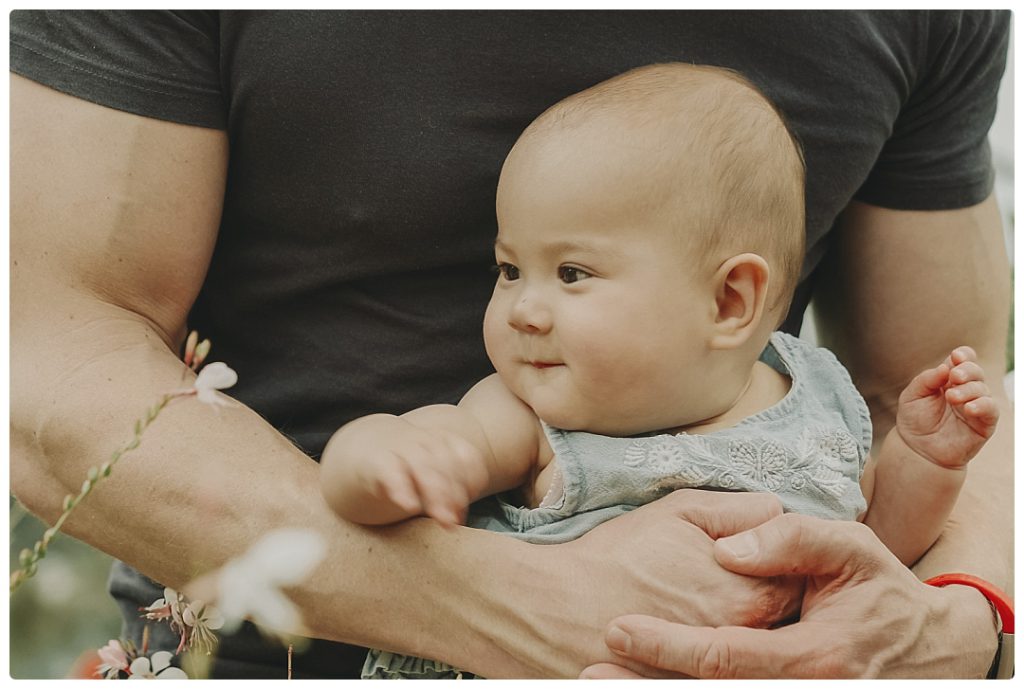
left=530, top=361, right=562, bottom=369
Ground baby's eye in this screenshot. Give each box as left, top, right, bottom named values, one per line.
left=495, top=263, right=520, bottom=281
left=559, top=266, right=592, bottom=284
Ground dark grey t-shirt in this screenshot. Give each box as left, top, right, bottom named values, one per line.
left=10, top=9, right=1009, bottom=678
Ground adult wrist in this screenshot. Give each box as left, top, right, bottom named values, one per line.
left=926, top=574, right=1013, bottom=678
left=432, top=529, right=568, bottom=677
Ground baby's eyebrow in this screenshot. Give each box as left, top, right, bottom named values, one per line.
left=495, top=236, right=627, bottom=259
left=542, top=239, right=614, bottom=256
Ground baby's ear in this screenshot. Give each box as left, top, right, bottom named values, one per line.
left=708, top=253, right=770, bottom=350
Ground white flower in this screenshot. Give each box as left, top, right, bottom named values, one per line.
left=192, top=362, right=238, bottom=406
left=217, top=528, right=327, bottom=636
left=182, top=600, right=225, bottom=655
left=128, top=651, right=188, bottom=679
left=142, top=587, right=185, bottom=625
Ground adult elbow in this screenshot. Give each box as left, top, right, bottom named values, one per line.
left=9, top=427, right=61, bottom=525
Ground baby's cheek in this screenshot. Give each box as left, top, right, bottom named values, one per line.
left=481, top=311, right=508, bottom=364
left=578, top=342, right=651, bottom=386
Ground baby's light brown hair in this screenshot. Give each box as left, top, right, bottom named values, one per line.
left=515, top=63, right=806, bottom=313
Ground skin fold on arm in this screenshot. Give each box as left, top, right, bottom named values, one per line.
left=9, top=75, right=793, bottom=678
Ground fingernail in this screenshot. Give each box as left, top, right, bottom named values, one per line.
left=717, top=532, right=759, bottom=560
left=606, top=625, right=631, bottom=654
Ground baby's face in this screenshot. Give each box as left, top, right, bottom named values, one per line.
left=483, top=130, right=717, bottom=435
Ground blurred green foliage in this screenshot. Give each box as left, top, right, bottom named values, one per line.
left=9, top=501, right=122, bottom=679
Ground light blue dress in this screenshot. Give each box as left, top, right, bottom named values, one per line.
left=362, top=331, right=872, bottom=678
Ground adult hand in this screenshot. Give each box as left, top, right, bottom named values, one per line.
left=567, top=489, right=801, bottom=627
left=514, top=490, right=802, bottom=677
left=579, top=513, right=999, bottom=678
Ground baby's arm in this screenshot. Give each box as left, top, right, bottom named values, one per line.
left=861, top=347, right=999, bottom=565
left=320, top=374, right=543, bottom=527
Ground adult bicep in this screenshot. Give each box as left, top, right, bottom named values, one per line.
left=811, top=195, right=1010, bottom=430
left=11, top=75, right=229, bottom=515
left=11, top=74, right=228, bottom=346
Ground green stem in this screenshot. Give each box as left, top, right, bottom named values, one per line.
left=10, top=393, right=178, bottom=594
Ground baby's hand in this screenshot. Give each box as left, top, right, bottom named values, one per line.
left=340, top=415, right=490, bottom=527
left=896, top=346, right=999, bottom=469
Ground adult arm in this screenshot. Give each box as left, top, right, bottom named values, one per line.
left=818, top=197, right=1012, bottom=591
left=10, top=76, right=795, bottom=677
left=581, top=197, right=1012, bottom=678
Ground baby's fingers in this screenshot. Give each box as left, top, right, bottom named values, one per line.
left=949, top=345, right=978, bottom=367
left=961, top=396, right=1000, bottom=438
left=949, top=359, right=985, bottom=386
left=902, top=362, right=950, bottom=400
left=376, top=456, right=423, bottom=515
left=408, top=462, right=469, bottom=527
left=945, top=380, right=990, bottom=405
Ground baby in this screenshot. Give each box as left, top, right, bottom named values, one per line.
left=319, top=63, right=999, bottom=679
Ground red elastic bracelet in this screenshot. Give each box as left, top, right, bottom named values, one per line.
left=924, top=573, right=1014, bottom=634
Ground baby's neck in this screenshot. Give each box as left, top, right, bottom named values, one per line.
left=668, top=360, right=791, bottom=436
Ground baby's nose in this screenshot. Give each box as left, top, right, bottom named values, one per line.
left=507, top=293, right=553, bottom=334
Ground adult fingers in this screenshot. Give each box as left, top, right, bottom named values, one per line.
left=662, top=489, right=784, bottom=539
left=600, top=614, right=810, bottom=679
left=713, top=513, right=884, bottom=579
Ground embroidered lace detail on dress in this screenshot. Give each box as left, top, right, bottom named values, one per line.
left=623, top=427, right=860, bottom=498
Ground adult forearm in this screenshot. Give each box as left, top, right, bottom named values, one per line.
left=12, top=303, right=315, bottom=586
left=294, top=517, right=581, bottom=677
left=9, top=302, right=549, bottom=672
left=905, top=394, right=1012, bottom=676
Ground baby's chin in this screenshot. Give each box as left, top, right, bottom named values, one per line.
left=526, top=400, right=590, bottom=432
left=529, top=402, right=650, bottom=436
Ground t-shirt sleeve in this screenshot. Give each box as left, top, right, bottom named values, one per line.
left=854, top=10, right=1010, bottom=210
left=10, top=10, right=225, bottom=130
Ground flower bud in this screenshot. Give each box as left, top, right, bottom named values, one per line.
left=183, top=330, right=199, bottom=368
left=193, top=339, right=212, bottom=370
